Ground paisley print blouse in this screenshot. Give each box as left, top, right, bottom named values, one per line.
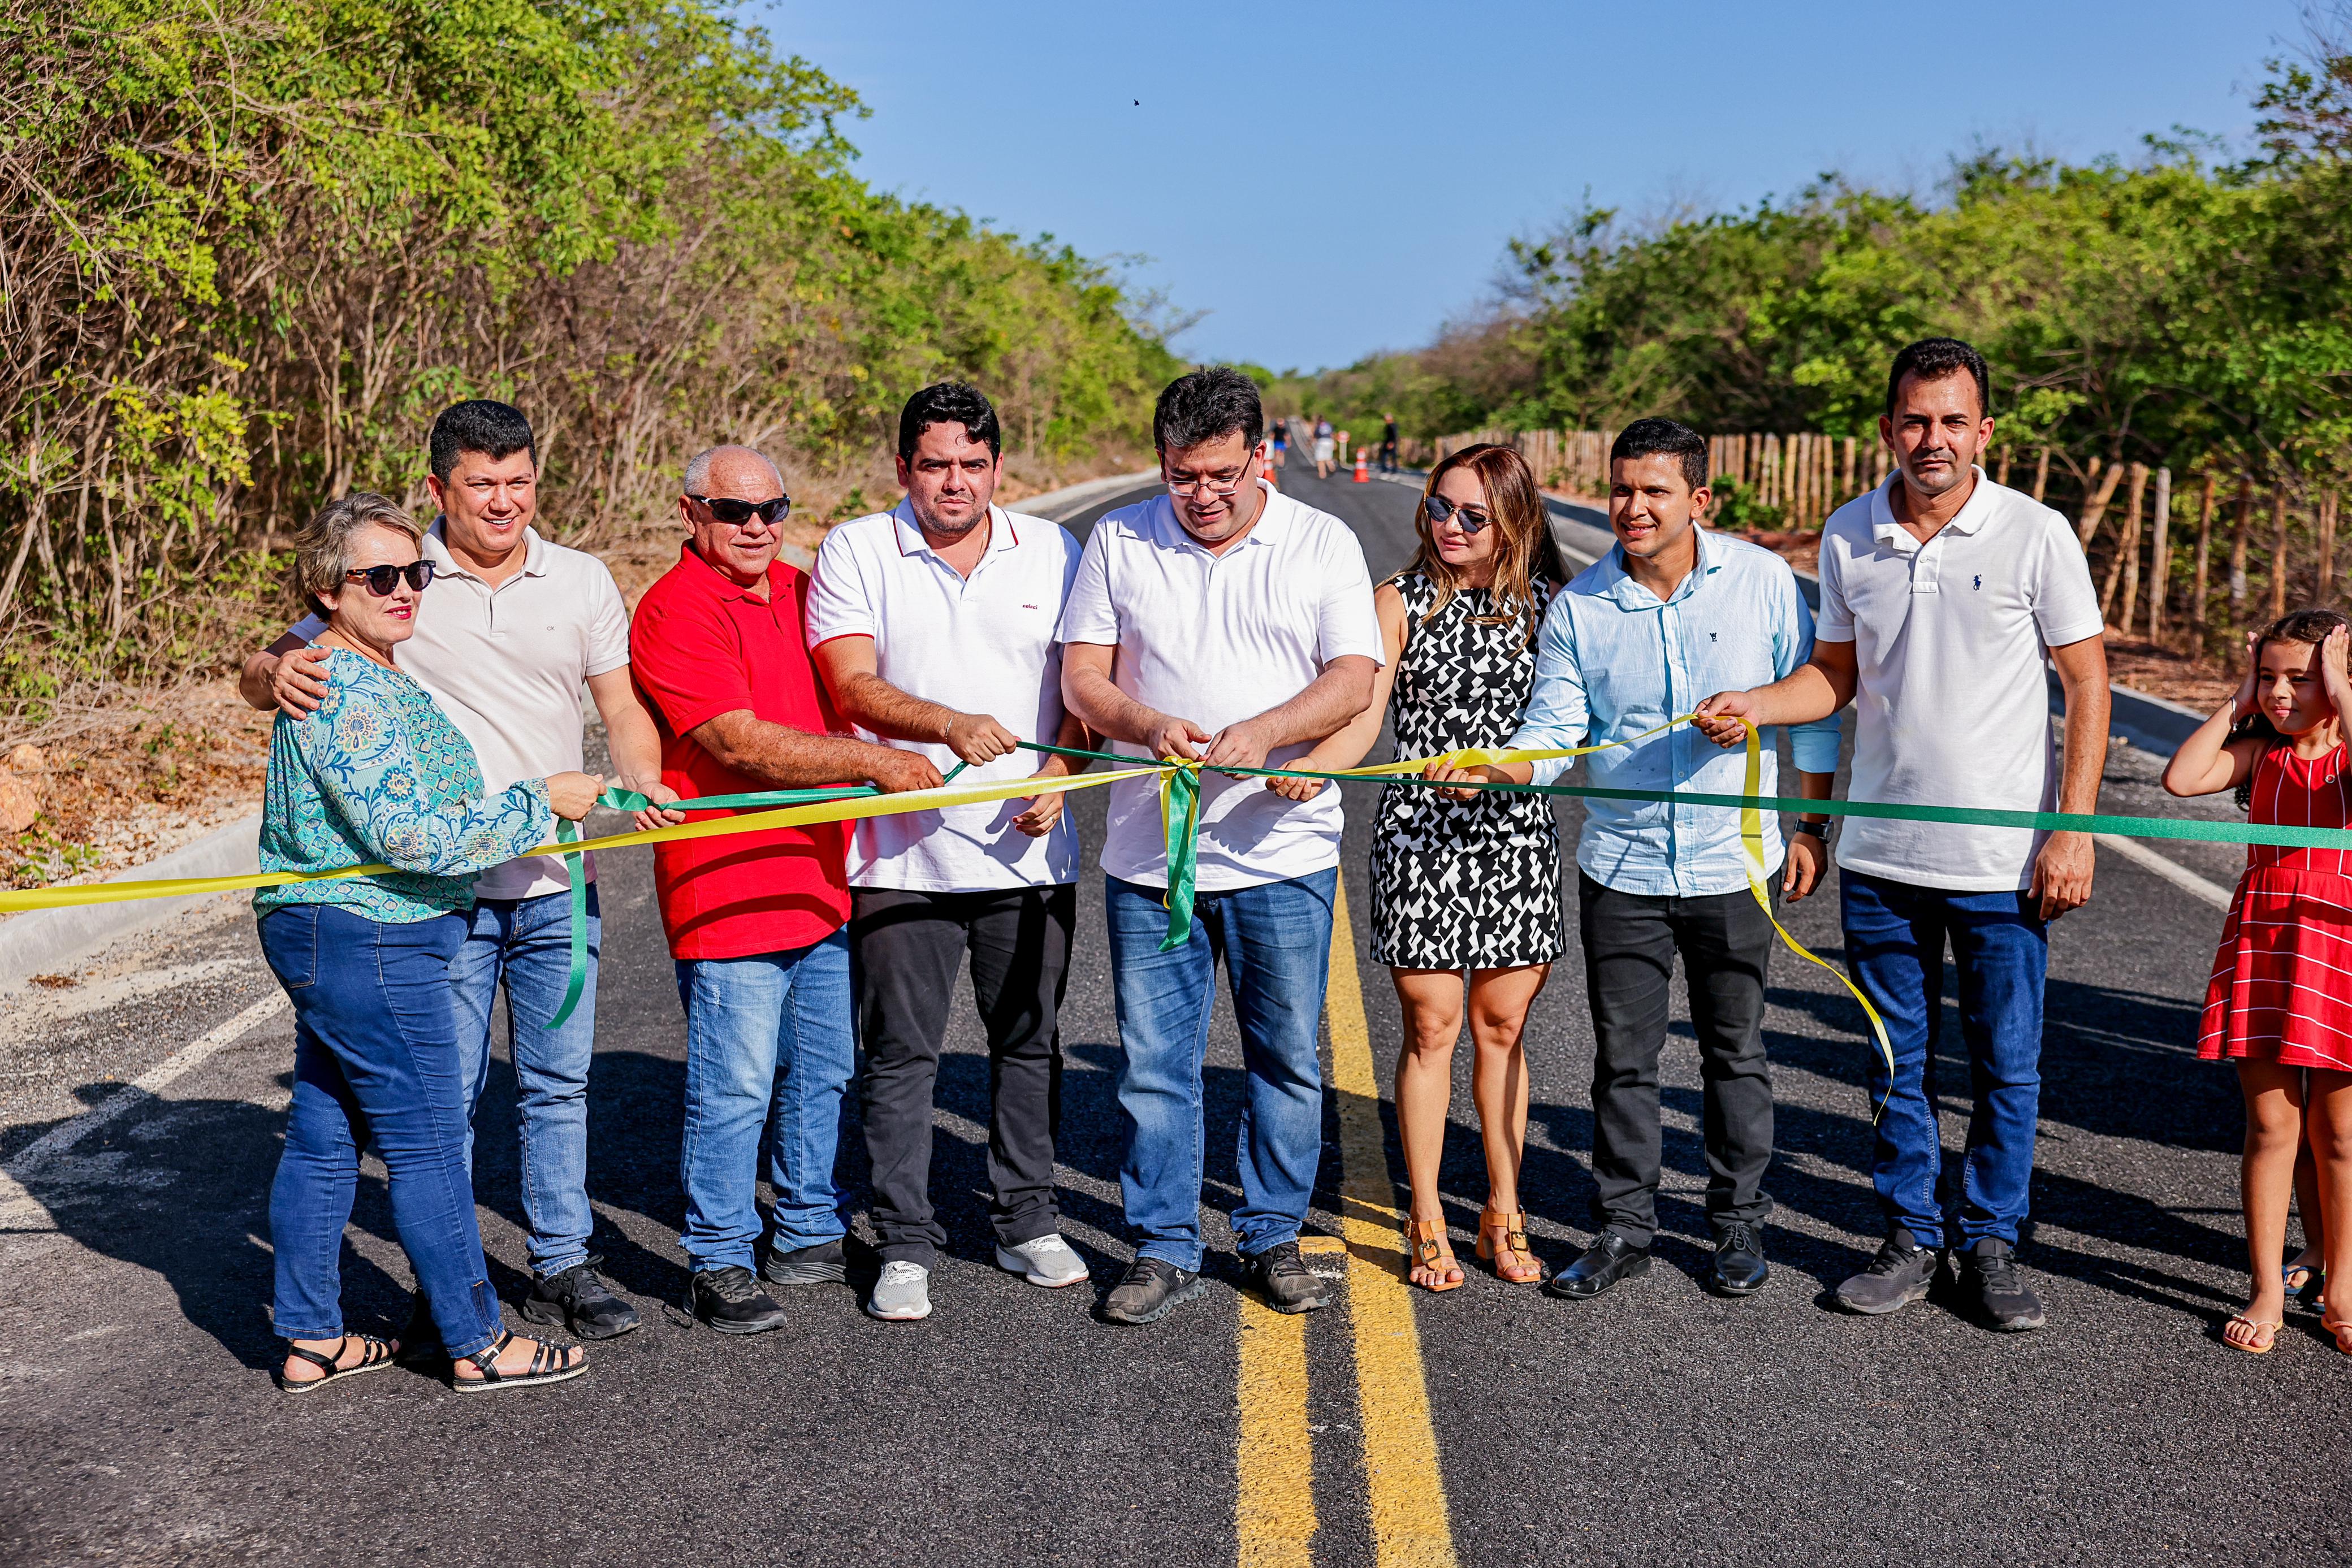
left=254, top=648, right=554, bottom=924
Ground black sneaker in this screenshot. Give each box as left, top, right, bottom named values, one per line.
left=1245, top=1241, right=1333, bottom=1314
left=1960, top=1237, right=2047, bottom=1332
left=1834, top=1227, right=1941, bottom=1316
left=1709, top=1221, right=1770, bottom=1297
left=1102, top=1257, right=1207, bottom=1326
left=690, top=1266, right=789, bottom=1335
left=518, top=1254, right=641, bottom=1341
left=761, top=1238, right=849, bottom=1286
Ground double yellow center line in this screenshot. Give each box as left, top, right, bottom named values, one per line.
left=1235, top=877, right=1459, bottom=1567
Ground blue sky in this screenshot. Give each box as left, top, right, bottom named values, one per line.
left=759, top=1, right=2315, bottom=373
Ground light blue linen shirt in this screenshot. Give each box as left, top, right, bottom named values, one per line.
left=1506, top=528, right=1842, bottom=897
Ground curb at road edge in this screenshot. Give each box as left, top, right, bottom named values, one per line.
left=0, top=813, right=262, bottom=991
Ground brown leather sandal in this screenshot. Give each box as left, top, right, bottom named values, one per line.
left=1477, top=1207, right=1542, bottom=1284
left=1404, top=1218, right=1464, bottom=1292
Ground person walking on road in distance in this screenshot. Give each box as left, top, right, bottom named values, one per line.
left=1270, top=417, right=1288, bottom=471
left=241, top=400, right=683, bottom=1352
left=1060, top=367, right=1383, bottom=1324
left=630, top=445, right=941, bottom=1336
left=1313, top=416, right=1337, bottom=479
left=1287, top=443, right=1567, bottom=1292
left=256, top=493, right=598, bottom=1394
left=1380, top=412, right=1400, bottom=474
left=1438, top=419, right=1839, bottom=1301
left=808, top=383, right=1093, bottom=1323
left=2164, top=610, right=2352, bottom=1355
left=1696, top=337, right=2111, bottom=1331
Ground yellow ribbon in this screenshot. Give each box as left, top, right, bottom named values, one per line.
left=0, top=765, right=1160, bottom=913
left=1, top=716, right=1890, bottom=1107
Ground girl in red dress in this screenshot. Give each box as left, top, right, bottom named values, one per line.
left=2165, top=609, right=2352, bottom=1354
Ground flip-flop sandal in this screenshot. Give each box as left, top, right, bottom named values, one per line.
left=2221, top=1314, right=2282, bottom=1354
left=451, top=1329, right=587, bottom=1394
left=2285, top=1263, right=2327, bottom=1314
left=278, top=1333, right=399, bottom=1394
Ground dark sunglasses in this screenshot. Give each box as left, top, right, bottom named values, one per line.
left=688, top=493, right=793, bottom=527
left=1424, top=494, right=1493, bottom=533
left=344, top=561, right=436, bottom=596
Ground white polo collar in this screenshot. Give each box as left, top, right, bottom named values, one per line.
left=1869, top=467, right=1995, bottom=552
left=890, top=500, right=1018, bottom=564
left=425, top=517, right=546, bottom=581
left=1153, top=479, right=1291, bottom=555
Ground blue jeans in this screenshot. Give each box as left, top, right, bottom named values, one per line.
left=448, top=885, right=599, bottom=1277
left=1841, top=871, right=2048, bottom=1248
left=674, top=931, right=855, bottom=1273
left=260, top=903, right=502, bottom=1360
left=1104, top=868, right=1335, bottom=1270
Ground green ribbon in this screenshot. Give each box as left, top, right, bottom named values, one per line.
left=539, top=762, right=967, bottom=1030
left=1158, top=764, right=1203, bottom=952
left=1011, top=739, right=2325, bottom=950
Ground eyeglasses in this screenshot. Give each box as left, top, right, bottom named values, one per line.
left=1424, top=495, right=1493, bottom=533
left=344, top=561, right=436, bottom=596
left=1164, top=463, right=1257, bottom=499
left=688, top=493, right=793, bottom=527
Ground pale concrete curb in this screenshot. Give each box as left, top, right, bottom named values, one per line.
left=0, top=813, right=261, bottom=989
left=1015, top=470, right=1157, bottom=522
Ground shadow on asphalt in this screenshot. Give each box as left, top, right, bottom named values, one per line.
left=6, top=898, right=2244, bottom=1364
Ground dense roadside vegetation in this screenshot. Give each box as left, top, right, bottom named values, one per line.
left=0, top=0, right=1179, bottom=714
left=1282, top=28, right=2352, bottom=508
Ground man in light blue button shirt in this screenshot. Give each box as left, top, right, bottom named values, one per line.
left=1442, top=419, right=1838, bottom=1301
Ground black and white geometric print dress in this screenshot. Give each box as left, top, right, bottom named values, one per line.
left=1369, top=570, right=1567, bottom=971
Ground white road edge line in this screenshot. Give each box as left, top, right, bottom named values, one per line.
left=2095, top=833, right=2232, bottom=911
left=2, top=991, right=289, bottom=1188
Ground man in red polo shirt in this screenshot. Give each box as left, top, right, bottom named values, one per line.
left=632, top=444, right=937, bottom=1336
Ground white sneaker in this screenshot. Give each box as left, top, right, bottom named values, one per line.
left=866, top=1261, right=931, bottom=1321
left=995, top=1233, right=1090, bottom=1288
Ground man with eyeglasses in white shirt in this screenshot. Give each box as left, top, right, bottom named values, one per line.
left=1058, top=367, right=1383, bottom=1326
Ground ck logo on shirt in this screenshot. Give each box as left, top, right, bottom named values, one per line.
left=1973, top=575, right=1983, bottom=590
left=1708, top=631, right=1718, bottom=642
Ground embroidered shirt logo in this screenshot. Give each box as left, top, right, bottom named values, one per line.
left=1973, top=575, right=1983, bottom=590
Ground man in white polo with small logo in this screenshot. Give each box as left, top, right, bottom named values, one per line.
left=1697, top=337, right=2109, bottom=1334
left=808, top=382, right=1093, bottom=1323
left=1060, top=366, right=1382, bottom=1327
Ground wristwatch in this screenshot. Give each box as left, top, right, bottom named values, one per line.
left=1793, top=820, right=1832, bottom=843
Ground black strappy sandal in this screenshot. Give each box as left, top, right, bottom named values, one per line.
left=451, top=1329, right=587, bottom=1394
left=277, top=1333, right=399, bottom=1395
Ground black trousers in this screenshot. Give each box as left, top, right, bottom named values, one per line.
left=1577, top=873, right=1775, bottom=1248
left=852, top=885, right=1074, bottom=1265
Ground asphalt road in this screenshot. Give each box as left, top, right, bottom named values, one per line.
left=1, top=462, right=2344, bottom=1567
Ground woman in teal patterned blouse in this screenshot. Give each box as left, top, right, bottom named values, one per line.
left=255, top=493, right=603, bottom=1395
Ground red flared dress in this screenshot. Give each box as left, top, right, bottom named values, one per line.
left=2199, top=741, right=2352, bottom=1069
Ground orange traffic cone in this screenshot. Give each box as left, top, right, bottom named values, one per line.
left=1261, top=451, right=1278, bottom=490
left=1352, top=448, right=1370, bottom=483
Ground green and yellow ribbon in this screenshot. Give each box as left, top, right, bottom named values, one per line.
left=7, top=717, right=2343, bottom=1107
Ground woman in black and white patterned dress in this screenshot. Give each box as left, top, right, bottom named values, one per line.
left=1282, top=442, right=1565, bottom=1291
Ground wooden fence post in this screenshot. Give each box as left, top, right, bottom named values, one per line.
left=2077, top=460, right=2127, bottom=548
left=2229, top=475, right=2253, bottom=611
left=1996, top=447, right=2012, bottom=487
left=2032, top=447, right=2050, bottom=503
left=1842, top=436, right=1857, bottom=504
left=2269, top=485, right=2292, bottom=621
left=2191, top=470, right=2216, bottom=636
left=2103, top=462, right=2147, bottom=631
left=2147, top=465, right=2172, bottom=645
left=2320, top=487, right=2340, bottom=599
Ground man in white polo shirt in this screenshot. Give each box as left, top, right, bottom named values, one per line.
left=1697, top=339, right=2110, bottom=1333
left=240, top=400, right=682, bottom=1347
left=807, top=383, right=1092, bottom=1324
left=1060, top=367, right=1382, bottom=1326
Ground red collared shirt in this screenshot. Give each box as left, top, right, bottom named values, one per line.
left=630, top=544, right=850, bottom=960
